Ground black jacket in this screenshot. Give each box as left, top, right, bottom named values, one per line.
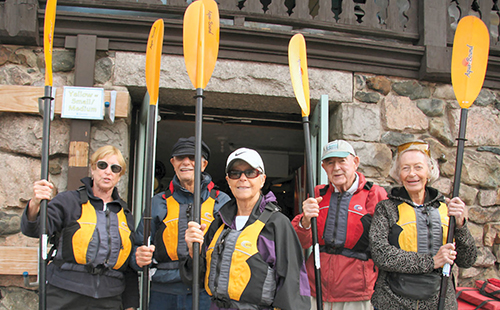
left=21, top=177, right=139, bottom=307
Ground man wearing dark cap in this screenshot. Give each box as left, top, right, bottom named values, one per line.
left=131, top=136, right=230, bottom=310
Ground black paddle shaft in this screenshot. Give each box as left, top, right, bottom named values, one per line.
left=437, top=108, right=468, bottom=310
left=302, top=116, right=323, bottom=310
left=141, top=103, right=157, bottom=310
left=39, top=85, right=52, bottom=310
left=192, top=87, right=205, bottom=310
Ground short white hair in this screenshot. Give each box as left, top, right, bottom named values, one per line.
left=389, top=145, right=440, bottom=185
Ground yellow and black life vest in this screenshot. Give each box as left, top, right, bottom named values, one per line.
left=153, top=188, right=218, bottom=267
left=389, top=201, right=449, bottom=255
left=205, top=204, right=279, bottom=309
left=58, top=187, right=132, bottom=272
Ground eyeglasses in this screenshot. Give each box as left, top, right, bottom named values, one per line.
left=397, top=141, right=430, bottom=157
left=96, top=160, right=122, bottom=174
left=227, top=169, right=261, bottom=180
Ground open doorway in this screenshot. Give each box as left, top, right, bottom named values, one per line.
left=152, top=113, right=305, bottom=220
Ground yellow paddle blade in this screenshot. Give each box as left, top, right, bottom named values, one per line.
left=183, top=0, right=220, bottom=89
left=145, top=19, right=164, bottom=106
left=43, top=0, right=57, bottom=87
left=451, top=15, right=490, bottom=109
left=288, top=33, right=310, bottom=117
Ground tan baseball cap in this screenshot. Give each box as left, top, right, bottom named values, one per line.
left=321, top=140, right=356, bottom=160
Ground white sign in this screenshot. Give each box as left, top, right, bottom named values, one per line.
left=61, top=86, right=104, bottom=120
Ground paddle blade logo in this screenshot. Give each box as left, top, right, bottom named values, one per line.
left=451, top=16, right=489, bottom=109
left=463, top=45, right=474, bottom=77
left=145, top=19, right=164, bottom=106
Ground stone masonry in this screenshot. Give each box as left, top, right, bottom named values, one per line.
left=1, top=44, right=500, bottom=307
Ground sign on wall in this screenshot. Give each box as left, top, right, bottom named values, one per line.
left=61, top=86, right=104, bottom=120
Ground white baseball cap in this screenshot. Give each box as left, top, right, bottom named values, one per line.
left=321, top=140, right=356, bottom=160
left=226, top=148, right=265, bottom=174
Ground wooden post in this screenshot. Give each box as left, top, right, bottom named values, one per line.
left=419, top=0, right=451, bottom=81
left=64, top=34, right=109, bottom=190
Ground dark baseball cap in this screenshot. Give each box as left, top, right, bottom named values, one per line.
left=171, top=136, right=210, bottom=161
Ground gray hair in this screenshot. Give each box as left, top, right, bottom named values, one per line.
left=388, top=145, right=440, bottom=185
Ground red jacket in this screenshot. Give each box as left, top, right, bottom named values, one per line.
left=291, top=172, right=387, bottom=302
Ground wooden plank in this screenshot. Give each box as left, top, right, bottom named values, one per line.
left=0, top=85, right=130, bottom=118
left=0, top=246, right=38, bottom=275
left=69, top=141, right=90, bottom=167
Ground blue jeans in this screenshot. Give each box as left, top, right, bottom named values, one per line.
left=149, top=290, right=211, bottom=310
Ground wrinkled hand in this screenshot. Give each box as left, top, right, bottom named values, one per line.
left=185, top=221, right=206, bottom=258
left=27, top=180, right=54, bottom=221
left=136, top=245, right=155, bottom=268
left=433, top=243, right=456, bottom=269
left=301, top=197, right=323, bottom=229
left=446, top=197, right=467, bottom=229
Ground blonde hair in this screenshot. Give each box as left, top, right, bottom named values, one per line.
left=90, top=145, right=127, bottom=176
left=389, top=145, right=440, bottom=185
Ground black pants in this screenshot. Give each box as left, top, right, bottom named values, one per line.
left=46, top=284, right=123, bottom=310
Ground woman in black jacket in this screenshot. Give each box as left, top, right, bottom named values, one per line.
left=22, top=145, right=138, bottom=310
left=369, top=141, right=476, bottom=310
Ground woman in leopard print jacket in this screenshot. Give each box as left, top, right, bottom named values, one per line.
left=369, top=141, right=476, bottom=310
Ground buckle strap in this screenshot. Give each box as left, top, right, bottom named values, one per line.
left=319, top=245, right=369, bottom=261
left=155, top=261, right=180, bottom=270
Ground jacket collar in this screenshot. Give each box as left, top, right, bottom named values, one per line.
left=80, top=176, right=126, bottom=211
left=389, top=186, right=444, bottom=208
left=218, top=191, right=278, bottom=230
left=168, top=172, right=213, bottom=203
left=326, top=171, right=367, bottom=195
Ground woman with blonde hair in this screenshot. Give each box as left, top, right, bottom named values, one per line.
left=22, top=145, right=138, bottom=309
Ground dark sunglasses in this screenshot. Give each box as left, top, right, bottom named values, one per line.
left=227, top=169, right=261, bottom=180
left=97, top=160, right=122, bottom=174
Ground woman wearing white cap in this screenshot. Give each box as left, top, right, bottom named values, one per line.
left=182, top=147, right=311, bottom=310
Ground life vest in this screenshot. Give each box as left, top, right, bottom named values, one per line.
left=205, top=203, right=279, bottom=309
left=153, top=184, right=219, bottom=268
left=56, top=187, right=132, bottom=273
left=389, top=201, right=449, bottom=255
left=317, top=182, right=373, bottom=260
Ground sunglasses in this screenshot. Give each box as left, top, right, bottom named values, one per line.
left=96, top=160, right=123, bottom=174
left=397, top=141, right=430, bottom=157
left=227, top=169, right=261, bottom=180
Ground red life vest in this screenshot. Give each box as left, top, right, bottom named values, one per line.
left=316, top=182, right=374, bottom=260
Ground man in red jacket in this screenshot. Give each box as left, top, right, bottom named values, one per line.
left=292, top=140, right=387, bottom=310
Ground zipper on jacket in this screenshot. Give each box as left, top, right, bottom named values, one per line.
left=105, top=209, right=111, bottom=264
left=332, top=193, right=343, bottom=245
left=425, top=208, right=433, bottom=254
left=187, top=203, right=192, bottom=221
left=213, top=228, right=231, bottom=297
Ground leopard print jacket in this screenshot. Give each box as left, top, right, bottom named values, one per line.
left=369, top=187, right=477, bottom=310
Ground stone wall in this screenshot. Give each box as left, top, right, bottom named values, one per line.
left=1, top=43, right=500, bottom=307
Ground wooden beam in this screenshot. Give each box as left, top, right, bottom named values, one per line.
left=0, top=246, right=38, bottom=275
left=0, top=85, right=130, bottom=118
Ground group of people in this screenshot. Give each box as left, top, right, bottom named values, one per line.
left=21, top=136, right=477, bottom=310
